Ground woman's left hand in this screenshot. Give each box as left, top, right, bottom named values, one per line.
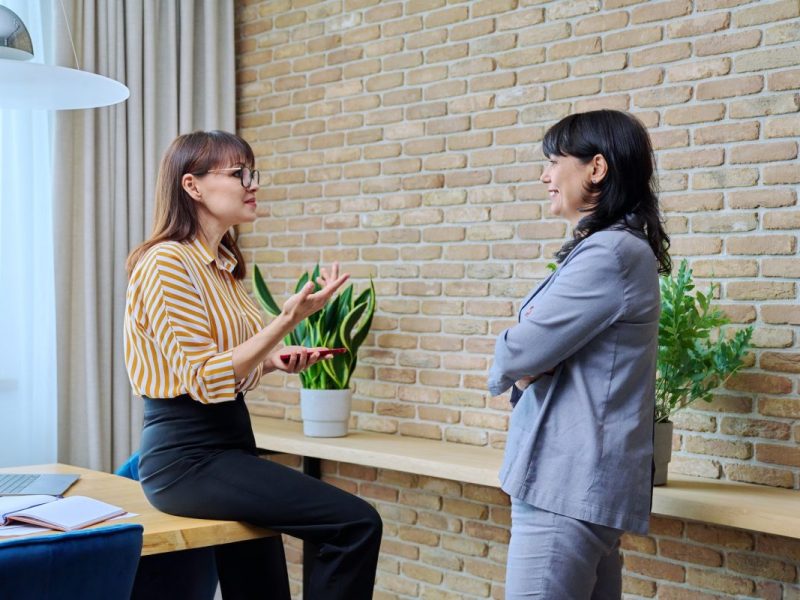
left=263, top=346, right=330, bottom=374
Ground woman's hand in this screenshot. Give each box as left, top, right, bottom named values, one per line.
left=263, top=346, right=333, bottom=374
left=514, top=376, right=536, bottom=391
left=514, top=368, right=557, bottom=391
left=281, top=263, right=350, bottom=325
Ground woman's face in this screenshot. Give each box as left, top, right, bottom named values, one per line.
left=194, top=161, right=259, bottom=230
left=540, top=154, right=594, bottom=225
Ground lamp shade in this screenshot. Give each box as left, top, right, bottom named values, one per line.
left=0, top=5, right=129, bottom=110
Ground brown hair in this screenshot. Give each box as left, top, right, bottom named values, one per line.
left=126, top=130, right=255, bottom=280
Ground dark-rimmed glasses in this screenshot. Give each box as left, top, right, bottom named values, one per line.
left=206, top=166, right=260, bottom=188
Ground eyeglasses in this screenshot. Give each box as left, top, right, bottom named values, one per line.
left=205, top=166, right=260, bottom=188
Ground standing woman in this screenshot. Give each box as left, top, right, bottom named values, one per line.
left=488, top=110, right=671, bottom=599
left=124, top=130, right=382, bottom=599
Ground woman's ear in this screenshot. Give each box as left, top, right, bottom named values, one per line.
left=181, top=173, right=203, bottom=201
left=590, top=154, right=609, bottom=184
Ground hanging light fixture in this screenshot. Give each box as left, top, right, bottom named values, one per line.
left=0, top=4, right=128, bottom=110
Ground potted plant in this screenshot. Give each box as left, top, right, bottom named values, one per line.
left=253, top=264, right=375, bottom=437
left=654, top=259, right=753, bottom=485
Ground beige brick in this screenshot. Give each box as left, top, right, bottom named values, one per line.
left=737, top=47, right=800, bottom=73
left=668, top=11, right=731, bottom=38
left=605, top=67, right=663, bottom=92
left=759, top=397, right=800, bottom=418
left=605, top=26, right=662, bottom=51
left=634, top=85, right=692, bottom=108
left=549, top=78, right=602, bottom=99
left=730, top=94, right=800, bottom=119
left=692, top=259, right=757, bottom=278
left=685, top=435, right=753, bottom=459
left=727, top=234, right=796, bottom=254
left=450, top=18, right=496, bottom=42
left=473, top=0, right=519, bottom=18
left=734, top=0, right=800, bottom=27
left=696, top=75, right=763, bottom=100
left=519, top=22, right=571, bottom=46
left=519, top=62, right=570, bottom=84
left=721, top=416, right=791, bottom=439
left=651, top=129, right=690, bottom=150
left=665, top=103, right=726, bottom=126
left=768, top=68, right=800, bottom=91
left=661, top=148, right=724, bottom=170
left=766, top=114, right=800, bottom=138
left=631, top=0, right=691, bottom=23
left=549, top=36, right=601, bottom=60
left=692, top=169, right=759, bottom=190
left=470, top=72, right=516, bottom=92
left=546, top=0, right=600, bottom=20
left=730, top=141, right=798, bottom=164
left=633, top=42, right=693, bottom=67
left=670, top=236, right=722, bottom=256
left=426, top=43, right=468, bottom=63
left=697, top=29, right=762, bottom=56
left=424, top=6, right=468, bottom=28
left=471, top=33, right=518, bottom=56
left=497, top=6, right=544, bottom=30
left=573, top=53, right=628, bottom=76
left=764, top=164, right=800, bottom=185
left=729, top=189, right=797, bottom=209
left=694, top=121, right=759, bottom=144
left=575, top=11, right=629, bottom=35
left=661, top=192, right=723, bottom=212
left=668, top=57, right=732, bottom=82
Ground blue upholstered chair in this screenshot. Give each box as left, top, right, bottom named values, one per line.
left=117, top=452, right=219, bottom=600
left=0, top=523, right=143, bottom=599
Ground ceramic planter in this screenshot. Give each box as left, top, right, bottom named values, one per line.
left=653, top=421, right=674, bottom=486
left=300, top=388, right=352, bottom=437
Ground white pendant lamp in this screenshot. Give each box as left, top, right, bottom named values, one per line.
left=0, top=4, right=129, bottom=110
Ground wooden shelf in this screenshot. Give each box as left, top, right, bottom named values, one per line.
left=251, top=416, right=800, bottom=540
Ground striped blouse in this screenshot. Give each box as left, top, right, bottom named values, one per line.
left=124, top=238, right=264, bottom=403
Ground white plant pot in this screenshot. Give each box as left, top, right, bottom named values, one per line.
left=300, top=388, right=352, bottom=438
left=653, top=421, right=674, bottom=486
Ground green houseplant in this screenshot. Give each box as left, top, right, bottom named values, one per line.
left=654, top=259, right=753, bottom=484
left=253, top=264, right=375, bottom=437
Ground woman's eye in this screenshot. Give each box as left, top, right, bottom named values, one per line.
left=232, top=169, right=243, bottom=178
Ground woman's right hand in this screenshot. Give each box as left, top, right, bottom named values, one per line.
left=281, top=263, right=350, bottom=324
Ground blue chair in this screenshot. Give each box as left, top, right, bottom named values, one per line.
left=0, top=523, right=143, bottom=599
left=117, top=453, right=218, bottom=600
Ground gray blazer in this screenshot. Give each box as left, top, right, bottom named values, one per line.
left=488, top=227, right=660, bottom=534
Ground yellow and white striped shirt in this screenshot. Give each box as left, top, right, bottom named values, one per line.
left=124, top=238, right=264, bottom=403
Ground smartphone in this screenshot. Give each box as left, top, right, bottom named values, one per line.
left=279, top=347, right=347, bottom=363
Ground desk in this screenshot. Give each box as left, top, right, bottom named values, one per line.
left=0, top=464, right=274, bottom=555
left=251, top=416, right=800, bottom=540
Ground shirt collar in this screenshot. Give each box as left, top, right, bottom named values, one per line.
left=189, top=237, right=238, bottom=274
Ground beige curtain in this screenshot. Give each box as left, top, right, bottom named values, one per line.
left=53, top=0, right=236, bottom=471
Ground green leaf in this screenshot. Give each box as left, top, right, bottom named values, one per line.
left=252, top=265, right=281, bottom=316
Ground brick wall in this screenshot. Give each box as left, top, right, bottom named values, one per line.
left=235, top=0, right=800, bottom=597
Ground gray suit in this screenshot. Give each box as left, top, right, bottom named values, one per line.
left=488, top=227, right=660, bottom=535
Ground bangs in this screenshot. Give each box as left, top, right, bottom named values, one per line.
left=542, top=114, right=581, bottom=158
left=207, top=131, right=255, bottom=170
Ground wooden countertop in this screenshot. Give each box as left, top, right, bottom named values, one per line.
left=251, top=416, right=800, bottom=540
left=0, top=464, right=273, bottom=555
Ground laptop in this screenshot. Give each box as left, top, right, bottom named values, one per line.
left=0, top=473, right=80, bottom=496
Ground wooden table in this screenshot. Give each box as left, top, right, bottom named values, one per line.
left=251, top=416, right=800, bottom=540
left=0, top=464, right=273, bottom=555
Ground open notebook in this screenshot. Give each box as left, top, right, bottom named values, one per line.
left=0, top=495, right=125, bottom=531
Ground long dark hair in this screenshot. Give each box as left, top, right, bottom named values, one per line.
left=543, top=110, right=671, bottom=274
left=126, top=130, right=254, bottom=280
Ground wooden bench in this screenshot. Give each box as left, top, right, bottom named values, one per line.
left=251, top=416, right=800, bottom=540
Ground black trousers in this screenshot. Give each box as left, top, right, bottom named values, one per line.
left=138, top=394, right=382, bottom=600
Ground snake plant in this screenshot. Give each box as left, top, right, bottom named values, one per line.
left=253, top=264, right=375, bottom=390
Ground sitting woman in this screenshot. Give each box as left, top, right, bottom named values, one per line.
left=124, top=130, right=382, bottom=600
